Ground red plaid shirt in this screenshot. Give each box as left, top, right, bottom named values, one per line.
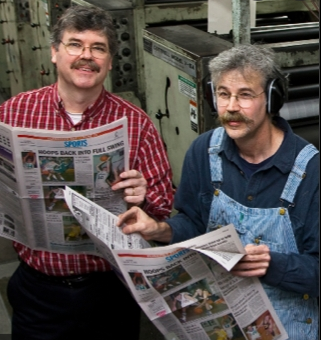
left=0, top=84, right=173, bottom=276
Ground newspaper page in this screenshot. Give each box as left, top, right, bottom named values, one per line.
left=112, top=230, right=288, bottom=340
left=62, top=186, right=288, bottom=340
left=0, top=117, right=129, bottom=256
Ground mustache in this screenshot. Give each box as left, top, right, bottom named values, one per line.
left=71, top=59, right=100, bottom=72
left=219, top=112, right=254, bottom=125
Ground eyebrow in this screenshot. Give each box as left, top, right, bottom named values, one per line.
left=217, top=85, right=256, bottom=93
left=67, top=38, right=107, bottom=47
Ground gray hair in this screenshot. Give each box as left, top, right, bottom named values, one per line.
left=209, top=44, right=282, bottom=88
left=50, top=5, right=119, bottom=57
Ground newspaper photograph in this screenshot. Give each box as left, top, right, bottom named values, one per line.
left=0, top=117, right=129, bottom=256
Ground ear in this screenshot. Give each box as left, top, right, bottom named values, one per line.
left=51, top=45, right=57, bottom=64
left=108, top=57, right=113, bottom=71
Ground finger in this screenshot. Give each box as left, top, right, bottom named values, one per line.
left=125, top=186, right=140, bottom=197
left=117, top=207, right=139, bottom=226
left=112, top=177, right=146, bottom=191
left=244, top=244, right=270, bottom=255
left=121, top=222, right=141, bottom=234
left=121, top=218, right=151, bottom=236
left=231, top=268, right=268, bottom=277
left=240, top=253, right=271, bottom=263
left=120, top=169, right=142, bottom=179
left=233, top=260, right=270, bottom=271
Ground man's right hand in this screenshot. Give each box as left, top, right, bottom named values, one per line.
left=117, top=207, right=172, bottom=243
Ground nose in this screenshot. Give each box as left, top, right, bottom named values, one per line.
left=80, top=46, right=92, bottom=58
left=226, top=95, right=240, bottom=111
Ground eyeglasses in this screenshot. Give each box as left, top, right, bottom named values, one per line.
left=215, top=90, right=265, bottom=109
left=60, top=41, right=108, bottom=59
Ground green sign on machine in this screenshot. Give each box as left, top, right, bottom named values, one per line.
left=178, top=75, right=197, bottom=102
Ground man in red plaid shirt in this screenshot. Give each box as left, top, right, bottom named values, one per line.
left=0, top=5, right=173, bottom=340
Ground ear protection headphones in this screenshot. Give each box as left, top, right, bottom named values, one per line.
left=265, top=76, right=286, bottom=114
left=207, top=70, right=287, bottom=115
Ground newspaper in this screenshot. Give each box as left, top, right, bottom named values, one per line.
left=0, top=117, right=135, bottom=255
left=65, top=186, right=288, bottom=340
left=0, top=117, right=288, bottom=340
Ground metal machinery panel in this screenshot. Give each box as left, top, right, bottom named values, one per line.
left=0, top=0, right=68, bottom=96
left=143, top=25, right=232, bottom=186
left=0, top=16, right=11, bottom=101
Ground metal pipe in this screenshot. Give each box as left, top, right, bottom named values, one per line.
left=232, top=0, right=251, bottom=45
left=251, top=27, right=319, bottom=43
left=287, top=84, right=319, bottom=100
left=252, top=22, right=319, bottom=32
left=285, top=65, right=319, bottom=86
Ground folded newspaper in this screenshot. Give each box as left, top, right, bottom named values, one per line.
left=0, top=119, right=288, bottom=340
left=64, top=186, right=288, bottom=340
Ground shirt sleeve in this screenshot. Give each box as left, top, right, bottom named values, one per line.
left=167, top=134, right=211, bottom=243
left=135, top=119, right=174, bottom=221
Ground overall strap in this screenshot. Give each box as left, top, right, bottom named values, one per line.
left=208, top=127, right=225, bottom=183
left=281, top=144, right=319, bottom=204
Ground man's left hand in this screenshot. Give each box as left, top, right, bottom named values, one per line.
left=231, top=244, right=271, bottom=277
left=111, top=170, right=147, bottom=207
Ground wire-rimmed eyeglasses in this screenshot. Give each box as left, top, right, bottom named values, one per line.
left=60, top=41, right=108, bottom=59
left=215, top=90, right=265, bottom=109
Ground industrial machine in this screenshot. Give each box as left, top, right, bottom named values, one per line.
left=0, top=0, right=71, bottom=97
left=0, top=19, right=11, bottom=101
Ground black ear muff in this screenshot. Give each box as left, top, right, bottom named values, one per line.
left=265, top=77, right=286, bottom=114
left=211, top=81, right=217, bottom=112
left=206, top=81, right=218, bottom=114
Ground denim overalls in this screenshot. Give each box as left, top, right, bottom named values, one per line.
left=207, top=127, right=318, bottom=340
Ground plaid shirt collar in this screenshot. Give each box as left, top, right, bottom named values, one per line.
left=52, top=83, right=107, bottom=119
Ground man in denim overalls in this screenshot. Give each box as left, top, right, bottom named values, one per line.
left=118, top=44, right=319, bottom=340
